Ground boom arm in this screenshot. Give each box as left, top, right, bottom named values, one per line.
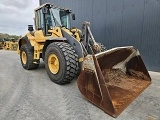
left=80, top=21, right=101, bottom=56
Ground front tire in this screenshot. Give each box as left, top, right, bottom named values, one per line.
left=20, top=45, right=39, bottom=70
left=45, top=42, right=79, bottom=84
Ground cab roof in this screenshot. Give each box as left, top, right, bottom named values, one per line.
left=34, top=3, right=71, bottom=12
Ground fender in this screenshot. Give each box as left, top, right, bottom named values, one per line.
left=61, top=29, right=83, bottom=60
left=18, top=36, right=33, bottom=50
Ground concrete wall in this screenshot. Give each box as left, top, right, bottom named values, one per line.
left=40, top=0, right=160, bottom=71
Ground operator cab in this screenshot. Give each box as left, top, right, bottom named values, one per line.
left=34, top=3, right=73, bottom=36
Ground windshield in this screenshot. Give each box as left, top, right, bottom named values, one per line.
left=60, top=10, right=71, bottom=29
left=50, top=8, right=71, bottom=29
left=50, top=8, right=61, bottom=26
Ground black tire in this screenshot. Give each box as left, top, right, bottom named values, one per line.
left=20, top=45, right=39, bottom=70
left=97, top=42, right=107, bottom=52
left=45, top=42, right=79, bottom=84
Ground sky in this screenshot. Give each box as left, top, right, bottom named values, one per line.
left=0, top=0, right=39, bottom=36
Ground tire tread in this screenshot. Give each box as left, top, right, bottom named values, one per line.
left=20, top=45, right=39, bottom=70
left=46, top=42, right=79, bottom=84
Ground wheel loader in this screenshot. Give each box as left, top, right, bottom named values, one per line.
left=17, top=3, right=151, bottom=117
left=3, top=38, right=18, bottom=51
left=0, top=38, right=4, bottom=49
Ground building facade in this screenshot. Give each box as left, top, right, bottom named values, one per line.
left=40, top=0, right=160, bottom=71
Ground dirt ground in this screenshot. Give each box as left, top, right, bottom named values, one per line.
left=0, top=50, right=160, bottom=120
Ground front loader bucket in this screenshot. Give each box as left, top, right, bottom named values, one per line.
left=77, top=46, right=151, bottom=118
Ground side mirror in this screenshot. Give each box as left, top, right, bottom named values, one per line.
left=72, top=13, right=75, bottom=20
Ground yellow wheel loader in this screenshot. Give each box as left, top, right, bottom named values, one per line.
left=17, top=3, right=151, bottom=118
left=3, top=39, right=18, bottom=51
left=0, top=38, right=4, bottom=49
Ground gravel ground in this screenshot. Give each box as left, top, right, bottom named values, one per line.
left=0, top=50, right=160, bottom=120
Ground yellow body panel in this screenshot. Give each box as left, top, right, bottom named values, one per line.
left=71, top=28, right=81, bottom=41
left=34, top=30, right=46, bottom=42
left=26, top=32, right=46, bottom=60
left=61, top=27, right=72, bottom=35
left=49, top=27, right=63, bottom=37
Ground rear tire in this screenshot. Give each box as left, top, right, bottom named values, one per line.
left=20, top=45, right=39, bottom=70
left=45, top=42, right=79, bottom=84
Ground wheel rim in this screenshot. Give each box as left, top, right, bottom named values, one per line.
left=22, top=51, right=27, bottom=64
left=48, top=54, right=60, bottom=74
